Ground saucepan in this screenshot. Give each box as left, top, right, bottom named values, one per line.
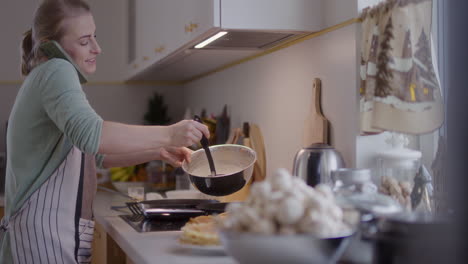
left=182, top=144, right=257, bottom=196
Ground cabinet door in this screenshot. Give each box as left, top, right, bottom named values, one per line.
left=133, top=0, right=166, bottom=69
left=220, top=0, right=323, bottom=31
left=91, top=222, right=106, bottom=264
left=129, top=0, right=154, bottom=72
left=152, top=0, right=218, bottom=57
left=127, top=0, right=219, bottom=79
left=177, top=0, right=219, bottom=46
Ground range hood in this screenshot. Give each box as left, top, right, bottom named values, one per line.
left=126, top=0, right=324, bottom=82
left=130, top=30, right=306, bottom=82
left=194, top=30, right=298, bottom=50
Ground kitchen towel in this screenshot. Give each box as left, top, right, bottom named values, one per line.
left=359, top=0, right=444, bottom=135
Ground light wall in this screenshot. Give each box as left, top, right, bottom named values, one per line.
left=83, top=84, right=184, bottom=125
left=183, top=24, right=360, bottom=176
left=0, top=0, right=38, bottom=153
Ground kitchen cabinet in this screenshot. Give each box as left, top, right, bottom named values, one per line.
left=126, top=0, right=217, bottom=81
left=92, top=221, right=130, bottom=264
left=125, top=0, right=324, bottom=81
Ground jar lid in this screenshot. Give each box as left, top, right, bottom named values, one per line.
left=332, top=168, right=371, bottom=184
left=378, top=133, right=421, bottom=161
left=379, top=147, right=422, bottom=161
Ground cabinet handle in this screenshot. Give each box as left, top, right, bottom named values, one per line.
left=190, top=23, right=199, bottom=30
left=133, top=63, right=138, bottom=69
left=143, top=56, right=149, bottom=61
left=185, top=22, right=199, bottom=33
left=154, top=46, right=165, bottom=53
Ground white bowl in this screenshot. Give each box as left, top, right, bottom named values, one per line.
left=165, top=190, right=210, bottom=199
left=145, top=192, right=164, bottom=200
left=219, top=230, right=353, bottom=264
left=111, top=181, right=152, bottom=195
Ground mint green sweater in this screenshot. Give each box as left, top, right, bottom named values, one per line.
left=1, top=58, right=103, bottom=262
left=5, top=58, right=103, bottom=214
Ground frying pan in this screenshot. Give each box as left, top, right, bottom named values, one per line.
left=182, top=144, right=256, bottom=196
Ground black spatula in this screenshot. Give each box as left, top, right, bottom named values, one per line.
left=194, top=115, right=217, bottom=176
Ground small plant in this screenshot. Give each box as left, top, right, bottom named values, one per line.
left=143, top=92, right=171, bottom=125
left=142, top=92, right=174, bottom=187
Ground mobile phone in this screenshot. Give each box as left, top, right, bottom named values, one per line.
left=39, top=40, right=88, bottom=84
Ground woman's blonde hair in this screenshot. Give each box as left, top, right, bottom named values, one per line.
left=21, top=0, right=90, bottom=75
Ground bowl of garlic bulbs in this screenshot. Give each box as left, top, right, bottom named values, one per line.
left=218, top=168, right=356, bottom=264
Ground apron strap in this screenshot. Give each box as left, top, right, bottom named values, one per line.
left=0, top=217, right=9, bottom=231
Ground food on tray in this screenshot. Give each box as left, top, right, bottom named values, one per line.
left=379, top=175, right=412, bottom=210
left=179, top=214, right=227, bottom=246
left=220, top=168, right=352, bottom=237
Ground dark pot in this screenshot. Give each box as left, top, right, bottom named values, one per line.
left=369, top=212, right=456, bottom=264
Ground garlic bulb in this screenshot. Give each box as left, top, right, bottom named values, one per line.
left=223, top=168, right=352, bottom=237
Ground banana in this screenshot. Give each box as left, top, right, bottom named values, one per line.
left=110, top=166, right=137, bottom=182
left=111, top=170, right=127, bottom=181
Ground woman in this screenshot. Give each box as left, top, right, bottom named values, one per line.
left=0, top=0, right=209, bottom=263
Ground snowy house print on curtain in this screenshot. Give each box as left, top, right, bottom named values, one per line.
left=360, top=5, right=383, bottom=134
left=360, top=0, right=444, bottom=135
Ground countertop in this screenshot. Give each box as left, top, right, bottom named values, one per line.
left=93, top=191, right=236, bottom=264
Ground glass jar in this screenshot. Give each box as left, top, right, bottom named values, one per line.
left=146, top=161, right=176, bottom=190
left=377, top=145, right=421, bottom=211
left=331, top=168, right=379, bottom=264
left=332, top=168, right=401, bottom=215
left=174, top=167, right=191, bottom=190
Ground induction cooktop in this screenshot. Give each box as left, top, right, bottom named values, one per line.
left=119, top=215, right=188, bottom=232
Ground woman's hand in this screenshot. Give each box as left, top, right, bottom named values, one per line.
left=158, top=146, right=192, bottom=167
left=168, top=120, right=210, bottom=147
left=101, top=146, right=192, bottom=168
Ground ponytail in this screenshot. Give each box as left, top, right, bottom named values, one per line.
left=21, top=29, right=34, bottom=76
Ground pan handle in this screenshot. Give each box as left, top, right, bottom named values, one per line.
left=194, top=115, right=217, bottom=176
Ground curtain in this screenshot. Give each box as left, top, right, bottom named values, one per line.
left=359, top=0, right=444, bottom=135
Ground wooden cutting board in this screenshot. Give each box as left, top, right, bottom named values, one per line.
left=249, top=124, right=266, bottom=181
left=219, top=123, right=267, bottom=202
left=302, top=78, right=329, bottom=146
left=219, top=136, right=253, bottom=202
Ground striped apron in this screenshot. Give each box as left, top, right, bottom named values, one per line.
left=0, top=147, right=97, bottom=264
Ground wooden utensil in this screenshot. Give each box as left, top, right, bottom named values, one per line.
left=220, top=124, right=253, bottom=202
left=302, top=78, right=329, bottom=146
left=234, top=128, right=242, bottom=144
left=249, top=124, right=266, bottom=181
left=226, top=128, right=236, bottom=144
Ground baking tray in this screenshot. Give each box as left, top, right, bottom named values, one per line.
left=126, top=199, right=219, bottom=219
